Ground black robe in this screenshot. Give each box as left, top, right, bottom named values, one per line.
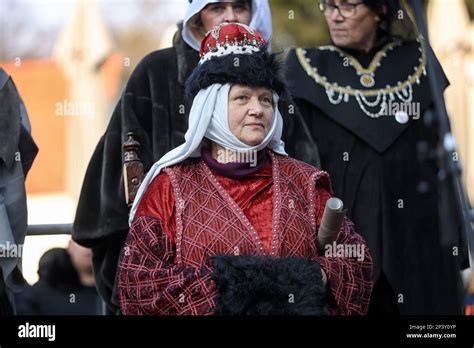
left=285, top=38, right=469, bottom=315
left=72, top=29, right=320, bottom=314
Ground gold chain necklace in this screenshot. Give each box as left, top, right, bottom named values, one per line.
left=296, top=36, right=427, bottom=119
left=318, top=40, right=401, bottom=87
left=296, top=36, right=426, bottom=97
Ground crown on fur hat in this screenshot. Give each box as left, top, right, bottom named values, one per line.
left=185, top=22, right=286, bottom=99
left=199, top=22, right=266, bottom=64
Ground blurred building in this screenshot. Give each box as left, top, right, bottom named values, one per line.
left=428, top=0, right=474, bottom=205
left=0, top=0, right=123, bottom=284
left=2, top=0, right=123, bottom=200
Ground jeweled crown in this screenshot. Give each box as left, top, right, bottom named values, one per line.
left=199, top=22, right=266, bottom=64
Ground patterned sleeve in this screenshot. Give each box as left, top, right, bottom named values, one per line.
left=312, top=177, right=373, bottom=315
left=117, top=215, right=216, bottom=315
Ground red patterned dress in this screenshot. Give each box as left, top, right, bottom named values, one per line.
left=117, top=151, right=373, bottom=315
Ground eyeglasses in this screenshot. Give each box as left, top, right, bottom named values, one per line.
left=319, top=1, right=364, bottom=18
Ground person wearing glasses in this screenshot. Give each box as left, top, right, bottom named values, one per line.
left=284, top=0, right=468, bottom=315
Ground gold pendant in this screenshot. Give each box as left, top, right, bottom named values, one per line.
left=360, top=74, right=375, bottom=88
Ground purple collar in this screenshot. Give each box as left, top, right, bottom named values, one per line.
left=201, top=147, right=268, bottom=179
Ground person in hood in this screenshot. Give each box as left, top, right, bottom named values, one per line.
left=182, top=0, right=272, bottom=51
left=117, top=22, right=373, bottom=316
left=72, top=0, right=276, bottom=315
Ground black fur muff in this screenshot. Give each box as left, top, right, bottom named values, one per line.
left=211, top=255, right=328, bottom=315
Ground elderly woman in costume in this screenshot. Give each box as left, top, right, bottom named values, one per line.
left=117, top=23, right=373, bottom=316
left=73, top=0, right=275, bottom=314
left=285, top=0, right=468, bottom=314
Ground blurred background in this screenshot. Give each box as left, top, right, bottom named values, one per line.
left=0, top=0, right=472, bottom=289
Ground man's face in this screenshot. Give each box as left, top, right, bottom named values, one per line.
left=228, top=84, right=273, bottom=146
left=323, top=0, right=380, bottom=50
left=200, top=1, right=252, bottom=32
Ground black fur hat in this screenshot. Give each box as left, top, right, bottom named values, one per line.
left=185, top=22, right=287, bottom=99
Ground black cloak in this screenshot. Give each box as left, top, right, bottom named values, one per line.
left=285, top=36, right=469, bottom=315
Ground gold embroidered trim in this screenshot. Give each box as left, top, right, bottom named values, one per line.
left=296, top=36, right=427, bottom=97
left=318, top=40, right=400, bottom=75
